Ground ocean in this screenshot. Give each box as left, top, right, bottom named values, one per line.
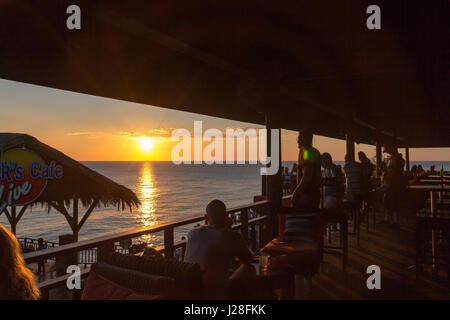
left=1, top=161, right=448, bottom=247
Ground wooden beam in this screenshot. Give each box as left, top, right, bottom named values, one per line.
left=2, top=207, right=12, bottom=225
left=50, top=201, right=74, bottom=229
left=11, top=206, right=17, bottom=235
left=72, top=197, right=79, bottom=242
left=376, top=143, right=382, bottom=177
left=405, top=147, right=410, bottom=172
left=77, top=199, right=100, bottom=231
left=346, top=134, right=355, bottom=162
left=16, top=205, right=29, bottom=224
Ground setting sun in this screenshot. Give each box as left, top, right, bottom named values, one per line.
left=139, top=137, right=154, bottom=152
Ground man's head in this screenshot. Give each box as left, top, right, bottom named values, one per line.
left=297, top=129, right=313, bottom=149
left=321, top=152, right=333, bottom=168
left=358, top=151, right=367, bottom=162
left=383, top=142, right=398, bottom=156
left=206, top=200, right=227, bottom=226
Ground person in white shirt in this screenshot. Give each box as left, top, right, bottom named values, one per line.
left=184, top=200, right=255, bottom=299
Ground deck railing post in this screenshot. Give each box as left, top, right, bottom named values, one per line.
left=98, top=242, right=114, bottom=262
left=376, top=142, right=382, bottom=177
left=164, top=228, right=174, bottom=259
left=265, top=114, right=282, bottom=240
left=250, top=225, right=256, bottom=251
left=258, top=221, right=265, bottom=250
left=181, top=242, right=187, bottom=261
left=240, top=209, right=249, bottom=242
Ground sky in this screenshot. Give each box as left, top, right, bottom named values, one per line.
left=1, top=79, right=448, bottom=163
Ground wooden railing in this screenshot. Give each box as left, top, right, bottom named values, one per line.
left=18, top=237, right=58, bottom=253
left=23, top=199, right=273, bottom=299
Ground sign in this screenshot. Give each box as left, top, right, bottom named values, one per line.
left=0, top=148, right=63, bottom=211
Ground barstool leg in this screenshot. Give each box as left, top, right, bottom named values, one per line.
left=343, top=219, right=348, bottom=271
left=357, top=209, right=361, bottom=247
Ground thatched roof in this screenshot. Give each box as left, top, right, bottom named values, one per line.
left=0, top=133, right=140, bottom=210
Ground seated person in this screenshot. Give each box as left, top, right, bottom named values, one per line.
left=321, top=152, right=344, bottom=208
left=343, top=153, right=363, bottom=202
left=184, top=200, right=255, bottom=299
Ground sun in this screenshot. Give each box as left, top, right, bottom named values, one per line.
left=139, top=137, right=154, bottom=152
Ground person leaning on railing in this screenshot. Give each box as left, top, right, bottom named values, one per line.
left=184, top=200, right=256, bottom=299
left=0, top=224, right=40, bottom=300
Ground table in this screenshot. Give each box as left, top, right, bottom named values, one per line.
left=408, top=184, right=450, bottom=275
left=428, top=175, right=450, bottom=179
left=419, top=179, right=450, bottom=184
left=250, top=262, right=295, bottom=299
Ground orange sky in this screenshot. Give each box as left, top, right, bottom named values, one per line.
left=1, top=79, right=448, bottom=163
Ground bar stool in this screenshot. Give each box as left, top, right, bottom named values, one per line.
left=262, top=211, right=324, bottom=296
left=341, top=199, right=361, bottom=246
left=322, top=207, right=348, bottom=270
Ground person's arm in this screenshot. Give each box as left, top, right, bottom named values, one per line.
left=292, top=164, right=312, bottom=198
left=232, top=232, right=254, bottom=264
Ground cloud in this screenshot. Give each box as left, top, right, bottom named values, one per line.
left=66, top=131, right=105, bottom=137
left=112, top=128, right=174, bottom=142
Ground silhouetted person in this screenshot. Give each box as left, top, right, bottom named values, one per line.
left=343, top=153, right=363, bottom=202
left=321, top=152, right=343, bottom=208
left=417, top=165, right=425, bottom=177
left=290, top=163, right=298, bottom=192
left=291, top=129, right=322, bottom=211
left=429, top=165, right=436, bottom=174
left=37, top=238, right=46, bottom=275
left=0, top=224, right=40, bottom=300
left=185, top=200, right=255, bottom=299
left=380, top=142, right=405, bottom=227
left=358, top=151, right=375, bottom=195
left=282, top=166, right=290, bottom=194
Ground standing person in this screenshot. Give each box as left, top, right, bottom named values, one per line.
left=380, top=142, right=406, bottom=227
left=291, top=129, right=322, bottom=211
left=282, top=166, right=291, bottom=194
left=290, top=163, right=298, bottom=193
left=429, top=165, right=437, bottom=175
left=321, top=152, right=344, bottom=208
left=37, top=238, right=47, bottom=275
left=0, top=224, right=40, bottom=300
left=358, top=152, right=375, bottom=194
left=417, top=165, right=426, bottom=177
left=343, top=154, right=363, bottom=202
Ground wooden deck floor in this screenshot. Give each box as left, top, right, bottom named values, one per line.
left=299, top=212, right=450, bottom=300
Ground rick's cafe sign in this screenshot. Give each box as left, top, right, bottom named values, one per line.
left=0, top=148, right=63, bottom=212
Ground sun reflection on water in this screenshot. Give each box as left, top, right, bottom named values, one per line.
left=137, top=162, right=157, bottom=245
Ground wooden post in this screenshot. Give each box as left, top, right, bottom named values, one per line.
left=261, top=175, right=267, bottom=198
left=98, top=242, right=114, bottom=262
left=346, top=134, right=355, bottom=161
left=11, top=206, right=17, bottom=235
left=376, top=142, right=382, bottom=177
left=265, top=113, right=282, bottom=239
left=164, top=227, right=174, bottom=259
left=240, top=208, right=248, bottom=242
left=405, top=147, right=410, bottom=172
left=250, top=225, right=256, bottom=251
left=73, top=197, right=79, bottom=242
